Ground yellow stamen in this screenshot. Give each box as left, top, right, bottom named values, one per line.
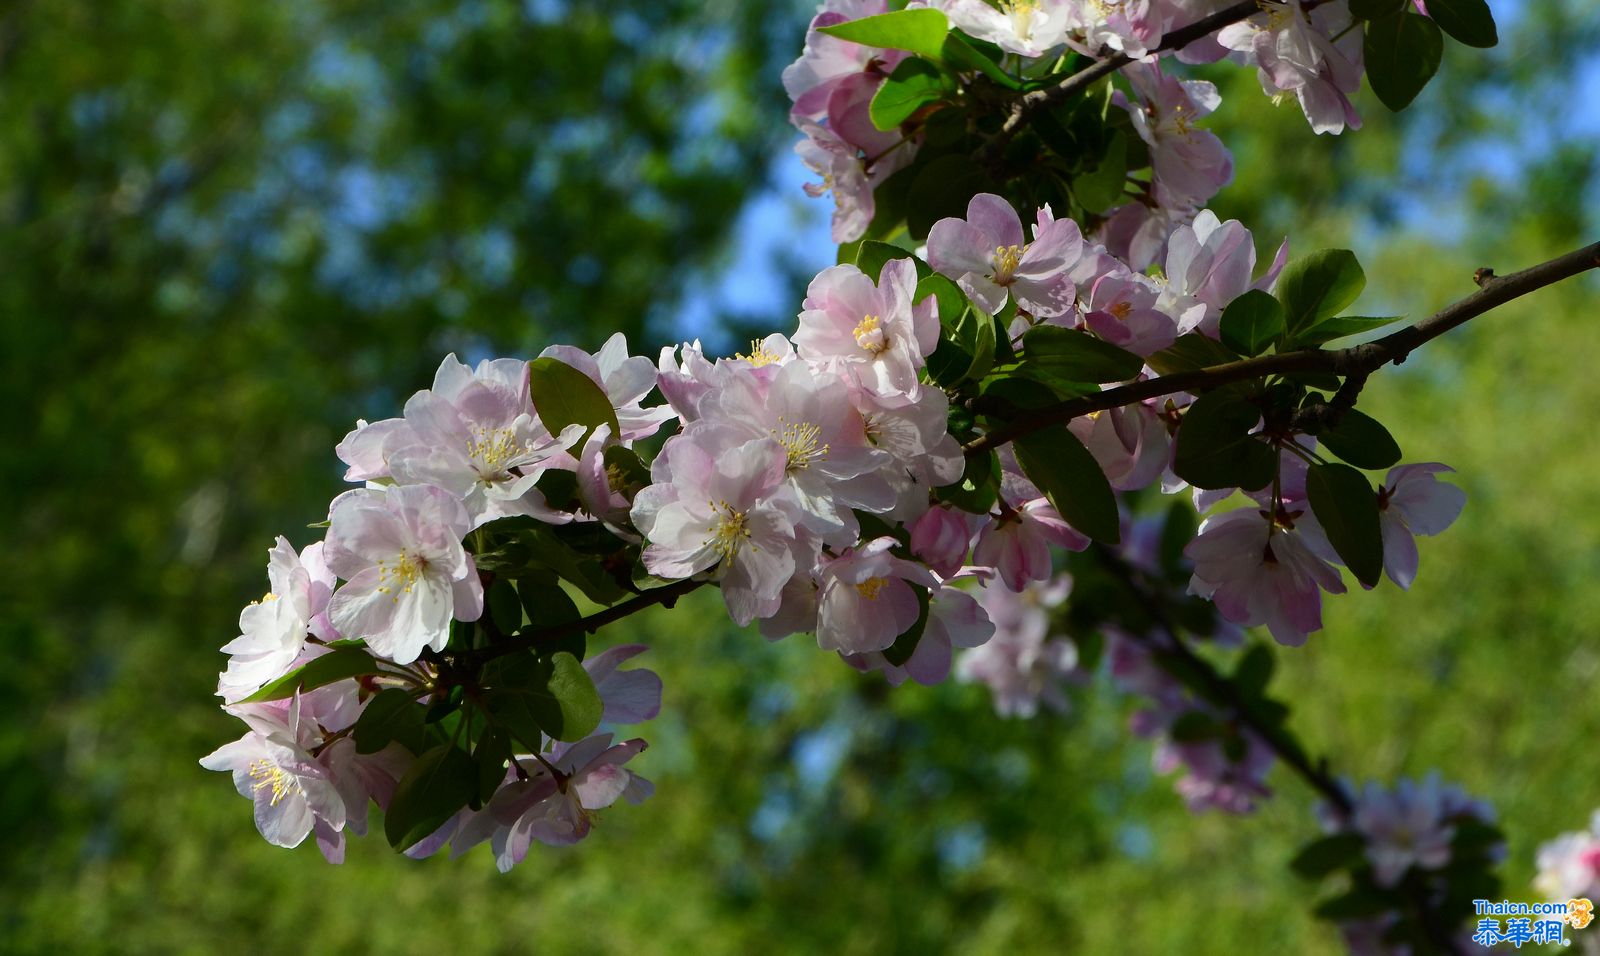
left=991, top=244, right=1026, bottom=283
left=736, top=339, right=782, bottom=368
left=1109, top=301, right=1133, bottom=321
left=705, top=500, right=753, bottom=561
left=248, top=758, right=303, bottom=807
left=855, top=577, right=889, bottom=600
left=375, top=551, right=424, bottom=600
left=853, top=314, right=889, bottom=354
left=773, top=417, right=829, bottom=471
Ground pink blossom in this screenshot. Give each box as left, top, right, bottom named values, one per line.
left=910, top=505, right=975, bottom=576
left=1218, top=0, right=1364, bottom=135
left=1377, top=463, right=1466, bottom=590
left=1120, top=62, right=1233, bottom=210
left=1185, top=506, right=1345, bottom=646
left=854, top=384, right=965, bottom=521
left=1064, top=0, right=1163, bottom=59
left=1158, top=210, right=1289, bottom=337
left=324, top=485, right=484, bottom=665
left=783, top=1, right=903, bottom=121
left=1079, top=268, right=1179, bottom=356
left=845, top=583, right=995, bottom=685
left=1069, top=403, right=1171, bottom=491
left=1347, top=774, right=1480, bottom=887
left=630, top=430, right=799, bottom=626
left=199, top=698, right=346, bottom=855
left=538, top=332, right=676, bottom=444
left=583, top=644, right=664, bottom=725
left=957, top=577, right=1081, bottom=716
left=218, top=536, right=338, bottom=703
left=335, top=417, right=412, bottom=482
left=814, top=537, right=939, bottom=654
left=927, top=193, right=1083, bottom=318
left=973, top=498, right=1090, bottom=591
left=932, top=0, right=1074, bottom=57
left=796, top=119, right=914, bottom=244
left=793, top=258, right=939, bottom=405
left=1535, top=811, right=1600, bottom=900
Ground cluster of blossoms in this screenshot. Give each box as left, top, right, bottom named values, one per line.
left=790, top=0, right=1388, bottom=252
left=1536, top=812, right=1600, bottom=902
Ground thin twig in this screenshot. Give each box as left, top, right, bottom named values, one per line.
left=964, top=241, right=1600, bottom=456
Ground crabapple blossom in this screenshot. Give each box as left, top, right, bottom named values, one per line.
left=926, top=193, right=1083, bottom=318
left=539, top=333, right=676, bottom=444
left=932, top=0, right=1074, bottom=57
left=1119, top=62, right=1233, bottom=209
left=1186, top=506, right=1345, bottom=646
left=813, top=537, right=940, bottom=654
left=957, top=578, right=1082, bottom=716
left=324, top=484, right=484, bottom=665
left=1377, top=463, right=1466, bottom=590
left=973, top=497, right=1091, bottom=591
left=910, top=505, right=975, bottom=577
left=1078, top=267, right=1179, bottom=356
left=843, top=583, right=996, bottom=685
left=1218, top=0, right=1364, bottom=135
left=1535, top=811, right=1600, bottom=900
left=1334, top=773, right=1500, bottom=888
left=793, top=258, right=939, bottom=404
left=218, top=536, right=337, bottom=703
left=783, top=0, right=903, bottom=121
left=1157, top=209, right=1288, bottom=337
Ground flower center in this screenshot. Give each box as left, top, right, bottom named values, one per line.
left=853, top=314, right=889, bottom=354
left=248, top=758, right=304, bottom=807
left=706, top=501, right=752, bottom=561
left=773, top=417, right=829, bottom=472
left=990, top=244, right=1026, bottom=284
left=737, top=339, right=782, bottom=368
left=855, top=577, right=889, bottom=600
left=376, top=551, right=424, bottom=598
left=1109, top=300, right=1133, bottom=321
left=1001, top=0, right=1040, bottom=35
left=467, top=425, right=534, bottom=475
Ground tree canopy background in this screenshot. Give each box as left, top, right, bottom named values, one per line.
left=3, top=1, right=1597, bottom=952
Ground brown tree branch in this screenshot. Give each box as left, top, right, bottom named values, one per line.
left=964, top=240, right=1600, bottom=457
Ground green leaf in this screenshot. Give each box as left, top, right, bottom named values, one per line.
left=1071, top=130, right=1128, bottom=215
left=1364, top=12, right=1443, bottom=112
left=526, top=356, right=621, bottom=449
left=916, top=272, right=968, bottom=331
left=939, top=32, right=1020, bottom=90
left=1314, top=409, right=1402, bottom=470
left=1290, top=833, right=1368, bottom=879
left=1173, top=391, right=1278, bottom=492
left=905, top=153, right=990, bottom=239
left=881, top=586, right=932, bottom=667
left=1428, top=0, right=1497, bottom=47
left=1218, top=290, right=1286, bottom=357
left=516, top=574, right=581, bottom=630
left=1147, top=333, right=1243, bottom=375
left=1158, top=499, right=1198, bottom=579
left=1232, top=644, right=1276, bottom=699
left=487, top=579, right=523, bottom=635
left=384, top=742, right=477, bottom=851
left=473, top=728, right=511, bottom=807
left=1295, top=314, right=1406, bottom=346
left=855, top=240, right=926, bottom=282
left=870, top=58, right=947, bottom=131
left=964, top=310, right=998, bottom=382
left=1305, top=463, right=1383, bottom=588
left=1013, top=424, right=1121, bottom=544
left=1021, top=325, right=1144, bottom=382
left=600, top=445, right=651, bottom=500
left=937, top=450, right=997, bottom=514
left=482, top=651, right=603, bottom=744
left=1313, top=886, right=1396, bottom=920
left=352, top=687, right=428, bottom=755
left=1008, top=363, right=1100, bottom=400
left=1349, top=0, right=1406, bottom=18
left=241, top=646, right=384, bottom=702
left=816, top=8, right=950, bottom=59
left=1276, top=249, right=1366, bottom=338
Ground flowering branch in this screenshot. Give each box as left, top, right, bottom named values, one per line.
left=964, top=240, right=1600, bottom=457
left=455, top=577, right=707, bottom=668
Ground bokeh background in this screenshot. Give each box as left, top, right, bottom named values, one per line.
left=4, top=1, right=1599, bottom=952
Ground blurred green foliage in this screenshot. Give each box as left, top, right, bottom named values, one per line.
left=3, top=1, right=1598, bottom=953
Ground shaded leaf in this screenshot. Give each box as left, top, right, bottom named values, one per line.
left=1306, top=463, right=1383, bottom=588
left=353, top=687, right=428, bottom=755
left=1364, top=12, right=1443, bottom=112
left=527, top=356, right=620, bottom=448
left=242, top=646, right=384, bottom=703
left=1276, top=249, right=1366, bottom=338
left=1013, top=424, right=1120, bottom=544
left=384, top=743, right=477, bottom=851
left=1218, top=289, right=1286, bottom=356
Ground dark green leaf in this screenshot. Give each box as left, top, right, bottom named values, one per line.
left=1428, top=0, right=1497, bottom=47
left=1295, top=314, right=1406, bottom=346
left=527, top=356, right=621, bottom=449
left=601, top=445, right=651, bottom=500
left=242, top=646, right=384, bottom=703
left=487, top=579, right=523, bottom=635
left=916, top=272, right=968, bottom=331
left=1158, top=499, right=1198, bottom=578
left=1013, top=424, right=1121, bottom=544
left=1306, top=463, right=1383, bottom=588
left=384, top=743, right=477, bottom=851
left=1232, top=644, right=1276, bottom=699
left=1276, top=249, right=1366, bottom=338
left=516, top=574, right=581, bottom=630
left=1364, top=12, right=1443, bottom=112
left=856, top=239, right=925, bottom=282
left=1022, top=325, right=1144, bottom=382
left=870, top=58, right=947, bottom=131
left=352, top=688, right=428, bottom=755
left=1291, top=833, right=1368, bottom=879
left=881, top=586, right=932, bottom=667
left=906, top=154, right=990, bottom=239
left=937, top=450, right=997, bottom=514
left=483, top=650, right=603, bottom=744
left=1072, top=130, right=1127, bottom=215
left=1218, top=289, right=1286, bottom=357
left=817, top=8, right=950, bottom=59
left=1315, top=409, right=1402, bottom=470
left=939, top=32, right=1020, bottom=89
left=473, top=728, right=511, bottom=807
left=1147, top=333, right=1243, bottom=375
left=1173, top=391, right=1277, bottom=491
left=1313, top=887, right=1396, bottom=920
left=1008, top=363, right=1100, bottom=400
